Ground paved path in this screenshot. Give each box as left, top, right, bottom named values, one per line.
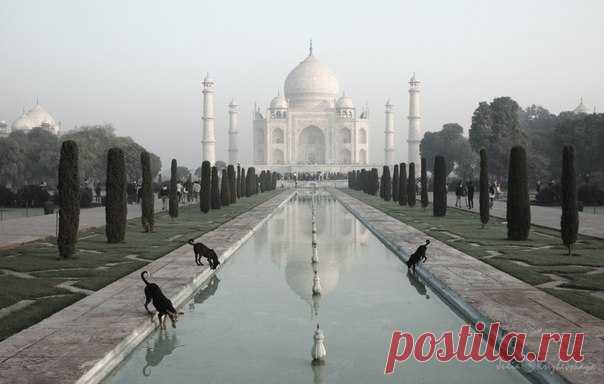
left=0, top=190, right=295, bottom=384
left=332, top=188, right=604, bottom=384
left=442, top=192, right=604, bottom=239
left=0, top=199, right=192, bottom=249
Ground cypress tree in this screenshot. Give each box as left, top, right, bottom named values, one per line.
left=221, top=169, right=231, bottom=207
left=106, top=148, right=127, bottom=242
left=228, top=165, right=237, bottom=204
left=168, top=159, right=178, bottom=218
left=361, top=169, right=368, bottom=193
left=240, top=167, right=247, bottom=197
left=407, top=162, right=416, bottom=206
left=392, top=164, right=399, bottom=203
left=236, top=165, right=241, bottom=198
left=399, top=163, right=407, bottom=206
left=421, top=157, right=429, bottom=208
left=506, top=146, right=530, bottom=240
left=382, top=166, right=391, bottom=201
left=369, top=168, right=377, bottom=195
left=57, top=140, right=80, bottom=258
left=561, top=145, right=578, bottom=255
left=211, top=166, right=221, bottom=209
left=200, top=161, right=211, bottom=213
left=140, top=151, right=154, bottom=232
left=433, top=156, right=447, bottom=216
left=246, top=167, right=256, bottom=196
left=379, top=169, right=385, bottom=199
left=479, top=149, right=489, bottom=227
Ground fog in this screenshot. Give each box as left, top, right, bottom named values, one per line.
left=1, top=0, right=602, bottom=170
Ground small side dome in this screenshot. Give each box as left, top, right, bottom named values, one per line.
left=270, top=94, right=289, bottom=109
left=336, top=93, right=354, bottom=109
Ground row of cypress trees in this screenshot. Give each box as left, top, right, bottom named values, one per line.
left=349, top=159, right=429, bottom=209
left=347, top=144, right=578, bottom=254
left=56, top=144, right=279, bottom=258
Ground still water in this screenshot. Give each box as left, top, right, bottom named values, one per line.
left=103, top=192, right=528, bottom=384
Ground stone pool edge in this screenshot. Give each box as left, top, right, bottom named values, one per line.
left=79, top=190, right=296, bottom=384
left=329, top=188, right=589, bottom=384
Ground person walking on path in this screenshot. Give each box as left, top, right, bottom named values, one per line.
left=489, top=183, right=496, bottom=208
left=467, top=180, right=475, bottom=209
left=455, top=182, right=463, bottom=208
left=159, top=185, right=169, bottom=211
left=193, top=181, right=201, bottom=202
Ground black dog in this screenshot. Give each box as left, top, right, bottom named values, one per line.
left=406, top=239, right=430, bottom=272
left=188, top=239, right=220, bottom=269
left=142, top=271, right=181, bottom=329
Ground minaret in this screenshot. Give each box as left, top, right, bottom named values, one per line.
left=407, top=73, right=422, bottom=167
left=202, top=73, right=216, bottom=164
left=384, top=99, right=395, bottom=165
left=228, top=100, right=239, bottom=164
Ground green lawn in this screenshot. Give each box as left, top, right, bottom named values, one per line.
left=343, top=189, right=604, bottom=320
left=0, top=190, right=281, bottom=341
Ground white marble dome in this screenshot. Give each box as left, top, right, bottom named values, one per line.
left=284, top=53, right=339, bottom=101
left=270, top=94, right=288, bottom=109
left=573, top=97, right=590, bottom=114
left=11, top=105, right=60, bottom=135
left=10, top=113, right=32, bottom=131
left=336, top=94, right=354, bottom=109
left=26, top=105, right=57, bottom=128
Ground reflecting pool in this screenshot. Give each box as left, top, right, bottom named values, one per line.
left=103, top=192, right=529, bottom=383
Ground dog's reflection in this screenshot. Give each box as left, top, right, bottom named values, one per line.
left=189, top=275, right=221, bottom=311
left=406, top=270, right=430, bottom=299
left=142, top=332, right=182, bottom=376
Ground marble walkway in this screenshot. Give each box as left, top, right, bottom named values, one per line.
left=0, top=199, right=191, bottom=250
left=0, top=190, right=295, bottom=384
left=332, top=188, right=604, bottom=384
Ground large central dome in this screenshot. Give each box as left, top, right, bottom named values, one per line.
left=284, top=52, right=339, bottom=104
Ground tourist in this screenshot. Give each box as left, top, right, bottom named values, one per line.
left=176, top=182, right=183, bottom=203
left=94, top=183, right=102, bottom=203
left=489, top=183, right=496, bottom=208
left=193, top=181, right=201, bottom=201
left=467, top=180, right=475, bottom=209
left=455, top=182, right=463, bottom=207
left=159, top=185, right=169, bottom=211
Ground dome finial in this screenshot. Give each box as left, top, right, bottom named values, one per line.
left=309, top=38, right=313, bottom=56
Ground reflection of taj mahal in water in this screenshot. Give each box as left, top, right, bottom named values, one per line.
left=265, top=193, right=370, bottom=315
left=253, top=42, right=370, bottom=166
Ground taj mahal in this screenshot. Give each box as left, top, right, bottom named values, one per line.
left=200, top=42, right=424, bottom=172
left=252, top=43, right=370, bottom=166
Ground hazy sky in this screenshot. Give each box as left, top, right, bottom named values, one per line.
left=1, top=0, right=602, bottom=170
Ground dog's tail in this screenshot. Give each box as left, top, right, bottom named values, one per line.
left=188, top=239, right=195, bottom=246
left=141, top=270, right=150, bottom=285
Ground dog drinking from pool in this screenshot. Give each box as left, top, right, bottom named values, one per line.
left=141, top=271, right=182, bottom=329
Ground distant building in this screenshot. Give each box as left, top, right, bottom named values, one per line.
left=0, top=121, right=9, bottom=138
left=572, top=97, right=592, bottom=115
left=10, top=104, right=61, bottom=135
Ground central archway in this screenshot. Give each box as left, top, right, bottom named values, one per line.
left=297, top=125, right=325, bottom=164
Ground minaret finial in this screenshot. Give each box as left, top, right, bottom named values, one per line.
left=309, top=39, right=313, bottom=55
